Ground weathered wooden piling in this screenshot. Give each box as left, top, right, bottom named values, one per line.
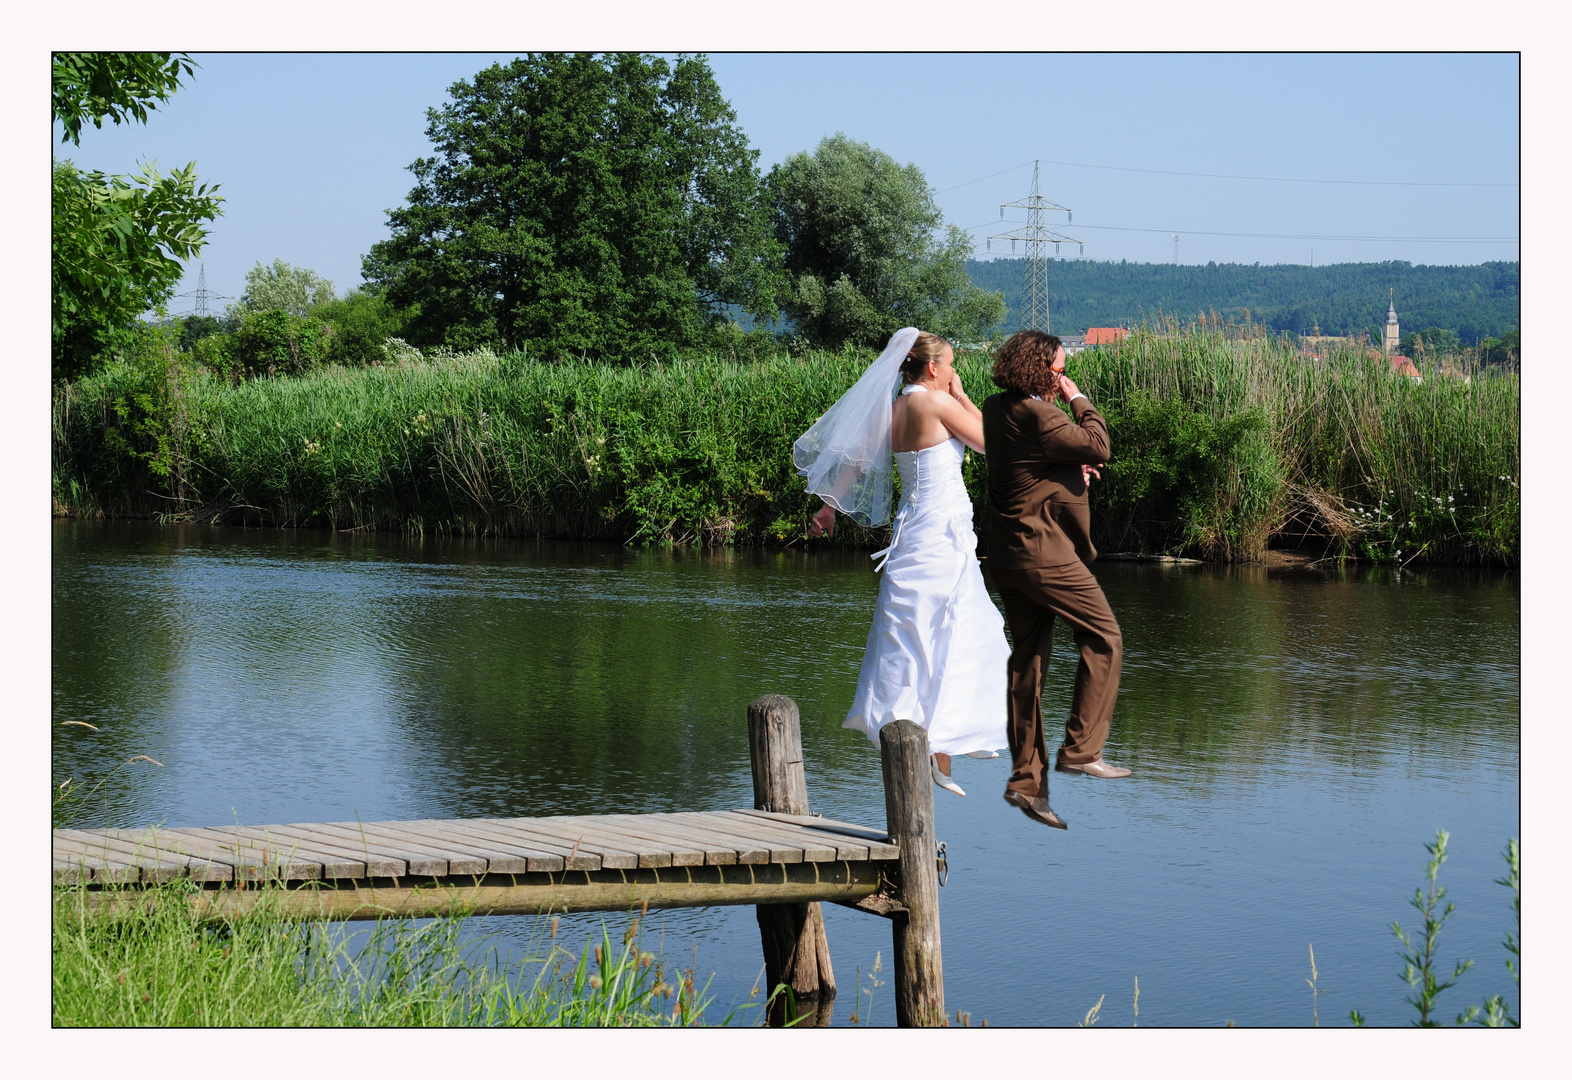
left=879, top=718, right=946, bottom=1027
left=748, top=694, right=836, bottom=1026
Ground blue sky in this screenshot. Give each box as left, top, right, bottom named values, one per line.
left=52, top=53, right=1519, bottom=316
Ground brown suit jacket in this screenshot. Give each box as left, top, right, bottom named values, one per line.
left=981, top=392, right=1111, bottom=569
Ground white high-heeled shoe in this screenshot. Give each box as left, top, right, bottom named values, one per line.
left=930, top=756, right=965, bottom=797
left=965, top=750, right=1000, bottom=759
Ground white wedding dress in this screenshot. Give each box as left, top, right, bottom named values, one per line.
left=843, top=389, right=1010, bottom=756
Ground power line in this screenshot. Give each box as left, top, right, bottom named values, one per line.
left=1016, top=157, right=1515, bottom=189
left=935, top=160, right=1034, bottom=194
left=933, top=159, right=1516, bottom=198
left=962, top=218, right=1518, bottom=245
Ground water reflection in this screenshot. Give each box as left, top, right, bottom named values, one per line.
left=52, top=520, right=1518, bottom=1026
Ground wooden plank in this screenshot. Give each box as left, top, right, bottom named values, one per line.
left=728, top=809, right=889, bottom=852
left=546, top=816, right=709, bottom=869
left=735, top=810, right=900, bottom=857
left=395, top=820, right=565, bottom=873
left=141, top=827, right=282, bottom=882
left=51, top=837, right=140, bottom=884
left=73, top=828, right=236, bottom=882
left=53, top=830, right=194, bottom=883
left=705, top=813, right=846, bottom=862
left=256, top=824, right=409, bottom=877
left=717, top=813, right=869, bottom=861
left=314, top=822, right=493, bottom=875
left=195, top=826, right=367, bottom=879
left=490, top=817, right=653, bottom=870
left=446, top=819, right=602, bottom=872
left=161, top=827, right=322, bottom=881
left=582, top=814, right=743, bottom=866
left=475, top=818, right=639, bottom=871
left=300, top=821, right=470, bottom=876
left=308, top=822, right=478, bottom=876
left=360, top=821, right=536, bottom=874
left=645, top=812, right=807, bottom=864
left=406, top=819, right=571, bottom=873
left=54, top=858, right=91, bottom=886
left=642, top=813, right=806, bottom=864
left=628, top=812, right=776, bottom=865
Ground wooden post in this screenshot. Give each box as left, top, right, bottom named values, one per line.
left=879, top=718, right=946, bottom=1027
left=748, top=694, right=836, bottom=1027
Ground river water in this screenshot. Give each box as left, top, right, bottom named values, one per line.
left=51, top=519, right=1520, bottom=1026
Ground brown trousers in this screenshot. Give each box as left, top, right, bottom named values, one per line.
left=990, top=562, right=1123, bottom=797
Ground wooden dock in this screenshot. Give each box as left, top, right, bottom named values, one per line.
left=52, top=809, right=899, bottom=920
left=53, top=696, right=948, bottom=1026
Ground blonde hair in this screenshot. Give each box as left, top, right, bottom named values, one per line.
left=899, top=331, right=951, bottom=384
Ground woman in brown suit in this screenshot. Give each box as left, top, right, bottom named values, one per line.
left=981, top=330, right=1132, bottom=832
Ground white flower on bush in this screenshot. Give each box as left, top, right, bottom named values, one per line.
left=382, top=337, right=423, bottom=365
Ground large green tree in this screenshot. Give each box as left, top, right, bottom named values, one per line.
left=365, top=53, right=783, bottom=359
left=233, top=258, right=336, bottom=317
left=52, top=52, right=223, bottom=381
left=767, top=134, right=1004, bottom=349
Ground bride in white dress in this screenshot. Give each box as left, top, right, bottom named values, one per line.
left=794, top=328, right=1009, bottom=796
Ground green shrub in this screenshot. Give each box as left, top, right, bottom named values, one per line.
left=230, top=309, right=335, bottom=377
left=312, top=291, right=412, bottom=367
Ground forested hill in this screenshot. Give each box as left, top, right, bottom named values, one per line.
left=965, top=259, right=1519, bottom=343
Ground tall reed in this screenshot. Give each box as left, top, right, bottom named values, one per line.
left=52, top=327, right=1518, bottom=563
left=1073, top=323, right=1519, bottom=562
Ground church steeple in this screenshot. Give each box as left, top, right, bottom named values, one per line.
left=1383, top=289, right=1400, bottom=356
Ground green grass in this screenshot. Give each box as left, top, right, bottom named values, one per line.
left=52, top=326, right=1518, bottom=563
left=52, top=881, right=744, bottom=1027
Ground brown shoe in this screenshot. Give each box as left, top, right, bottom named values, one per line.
left=1055, top=757, right=1132, bottom=779
left=1003, top=790, right=1069, bottom=830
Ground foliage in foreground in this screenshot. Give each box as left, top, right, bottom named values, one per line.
left=52, top=884, right=735, bottom=1027
left=52, top=324, right=1518, bottom=564
left=52, top=52, right=223, bottom=383
left=1348, top=832, right=1519, bottom=1027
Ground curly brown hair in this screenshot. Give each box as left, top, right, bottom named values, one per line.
left=991, top=330, right=1062, bottom=397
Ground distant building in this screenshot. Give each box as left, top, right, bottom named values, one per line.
left=1389, top=353, right=1422, bottom=381
left=1059, top=334, right=1088, bottom=355
left=1085, top=327, right=1129, bottom=346
left=1300, top=324, right=1353, bottom=360
left=1383, top=293, right=1400, bottom=357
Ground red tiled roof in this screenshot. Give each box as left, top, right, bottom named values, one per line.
left=1389, top=355, right=1421, bottom=377
left=1085, top=327, right=1128, bottom=345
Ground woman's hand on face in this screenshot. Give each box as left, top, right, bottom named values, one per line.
left=948, top=370, right=969, bottom=402
left=1056, top=374, right=1084, bottom=402
left=1082, top=463, right=1102, bottom=486
left=808, top=503, right=837, bottom=538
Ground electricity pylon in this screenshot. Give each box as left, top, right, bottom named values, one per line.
left=175, top=263, right=228, bottom=319
left=988, top=160, right=1081, bottom=333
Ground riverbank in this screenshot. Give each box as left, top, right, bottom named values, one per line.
left=52, top=880, right=728, bottom=1026
left=52, top=327, right=1518, bottom=563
